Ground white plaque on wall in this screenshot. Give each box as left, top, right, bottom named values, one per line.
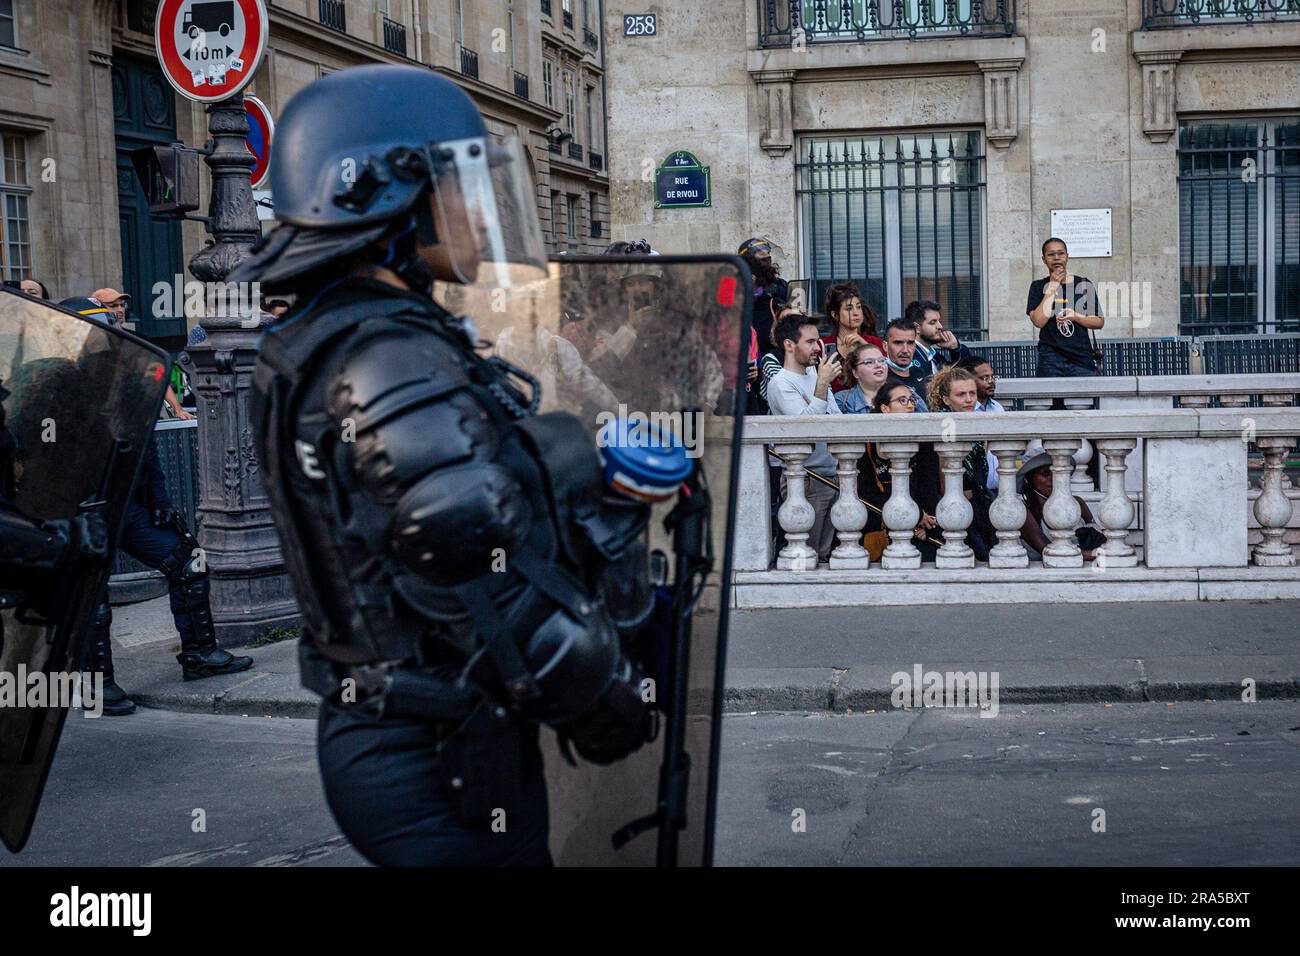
left=1049, top=208, right=1112, bottom=258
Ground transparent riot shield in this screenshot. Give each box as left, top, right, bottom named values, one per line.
left=439, top=254, right=751, bottom=865
left=0, top=289, right=169, bottom=852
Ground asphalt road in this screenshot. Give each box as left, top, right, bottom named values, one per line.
left=2, top=700, right=1296, bottom=867
left=715, top=701, right=1300, bottom=866
left=1, top=708, right=367, bottom=867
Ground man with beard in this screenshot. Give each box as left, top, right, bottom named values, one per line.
left=905, top=299, right=973, bottom=377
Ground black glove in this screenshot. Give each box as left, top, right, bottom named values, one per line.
left=556, top=674, right=656, bottom=766
left=151, top=503, right=176, bottom=528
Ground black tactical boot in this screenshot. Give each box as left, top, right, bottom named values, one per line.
left=171, top=574, right=253, bottom=681
left=177, top=643, right=255, bottom=681
left=86, top=601, right=136, bottom=716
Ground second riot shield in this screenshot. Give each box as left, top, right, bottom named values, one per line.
left=448, top=253, right=751, bottom=865
left=0, top=289, right=169, bottom=852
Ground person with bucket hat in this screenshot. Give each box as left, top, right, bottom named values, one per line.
left=1016, top=451, right=1104, bottom=561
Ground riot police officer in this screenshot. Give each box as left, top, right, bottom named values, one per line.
left=230, top=65, right=654, bottom=866
left=57, top=298, right=252, bottom=717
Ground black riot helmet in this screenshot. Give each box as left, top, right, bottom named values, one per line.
left=231, top=65, right=546, bottom=295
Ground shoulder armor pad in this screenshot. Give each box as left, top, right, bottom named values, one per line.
left=327, top=323, right=472, bottom=435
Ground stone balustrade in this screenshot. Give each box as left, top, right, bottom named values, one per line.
left=732, top=406, right=1300, bottom=608
left=995, top=372, right=1300, bottom=410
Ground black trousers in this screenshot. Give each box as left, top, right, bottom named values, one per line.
left=316, top=700, right=553, bottom=867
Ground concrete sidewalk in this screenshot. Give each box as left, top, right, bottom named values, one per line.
left=112, top=599, right=315, bottom=717
left=108, top=596, right=1300, bottom=717
left=724, top=600, right=1300, bottom=711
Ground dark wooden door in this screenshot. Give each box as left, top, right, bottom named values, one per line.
left=113, top=53, right=185, bottom=349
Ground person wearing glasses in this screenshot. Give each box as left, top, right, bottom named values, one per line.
left=1027, top=237, right=1104, bottom=378
left=856, top=381, right=940, bottom=558
left=836, top=342, right=889, bottom=414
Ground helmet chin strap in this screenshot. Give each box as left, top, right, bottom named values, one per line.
left=387, top=205, right=437, bottom=295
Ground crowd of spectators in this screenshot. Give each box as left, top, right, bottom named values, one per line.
left=740, top=235, right=1106, bottom=566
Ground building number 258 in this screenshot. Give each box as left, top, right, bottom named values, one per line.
left=623, top=14, right=657, bottom=37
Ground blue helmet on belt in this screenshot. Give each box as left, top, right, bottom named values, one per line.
left=232, top=65, right=546, bottom=293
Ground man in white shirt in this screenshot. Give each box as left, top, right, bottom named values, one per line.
left=766, top=312, right=844, bottom=563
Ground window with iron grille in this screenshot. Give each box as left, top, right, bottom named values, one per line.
left=318, top=0, right=346, bottom=33
left=567, top=194, right=578, bottom=239
left=1178, top=118, right=1300, bottom=335
left=542, top=58, right=555, bottom=107
left=758, top=0, right=1014, bottom=46
left=589, top=190, right=602, bottom=238
left=1, top=132, right=33, bottom=281
left=0, top=0, right=17, bottom=48
left=1143, top=0, right=1300, bottom=29
left=796, top=131, right=986, bottom=338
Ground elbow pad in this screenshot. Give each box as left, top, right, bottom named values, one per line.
left=390, top=462, right=530, bottom=581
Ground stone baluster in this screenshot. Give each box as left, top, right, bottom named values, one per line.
left=827, top=443, right=871, bottom=569
left=1093, top=438, right=1138, bottom=568
left=879, top=442, right=922, bottom=570
left=1260, top=395, right=1295, bottom=489
left=774, top=443, right=817, bottom=571
left=987, top=439, right=1029, bottom=568
left=1022, top=397, right=1052, bottom=412
left=934, top=441, right=975, bottom=568
left=1062, top=397, right=1095, bottom=492
left=1177, top=393, right=1210, bottom=409
left=1041, top=438, right=1083, bottom=568
left=1218, top=393, right=1249, bottom=410
left=1252, top=437, right=1296, bottom=567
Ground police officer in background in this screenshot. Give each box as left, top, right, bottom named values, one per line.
left=230, top=65, right=655, bottom=866
left=54, top=298, right=253, bottom=717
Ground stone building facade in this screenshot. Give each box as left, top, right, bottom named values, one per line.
left=602, top=2, right=1300, bottom=341
left=0, top=0, right=611, bottom=350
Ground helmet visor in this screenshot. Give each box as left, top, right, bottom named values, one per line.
left=432, top=135, right=547, bottom=289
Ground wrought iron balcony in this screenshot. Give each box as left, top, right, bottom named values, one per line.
left=1143, top=0, right=1300, bottom=28
left=541, top=0, right=552, bottom=16
left=589, top=150, right=604, bottom=170
left=584, top=27, right=600, bottom=49
left=568, top=141, right=583, bottom=161
left=513, top=71, right=530, bottom=99
left=548, top=141, right=562, bottom=155
left=460, top=46, right=479, bottom=79
left=383, top=17, right=407, bottom=56
left=563, top=10, right=574, bottom=29
left=318, top=0, right=346, bottom=33
left=757, top=0, right=1016, bottom=46
left=591, top=219, right=603, bottom=239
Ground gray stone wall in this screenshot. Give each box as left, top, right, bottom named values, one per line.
left=604, top=1, right=1300, bottom=340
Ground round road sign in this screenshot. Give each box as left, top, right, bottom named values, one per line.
left=244, top=95, right=274, bottom=188
left=155, top=0, right=269, bottom=103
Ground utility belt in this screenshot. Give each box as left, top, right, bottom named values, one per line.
left=308, top=648, right=531, bottom=828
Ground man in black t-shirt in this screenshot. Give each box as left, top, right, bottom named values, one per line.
left=1027, top=237, right=1105, bottom=377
